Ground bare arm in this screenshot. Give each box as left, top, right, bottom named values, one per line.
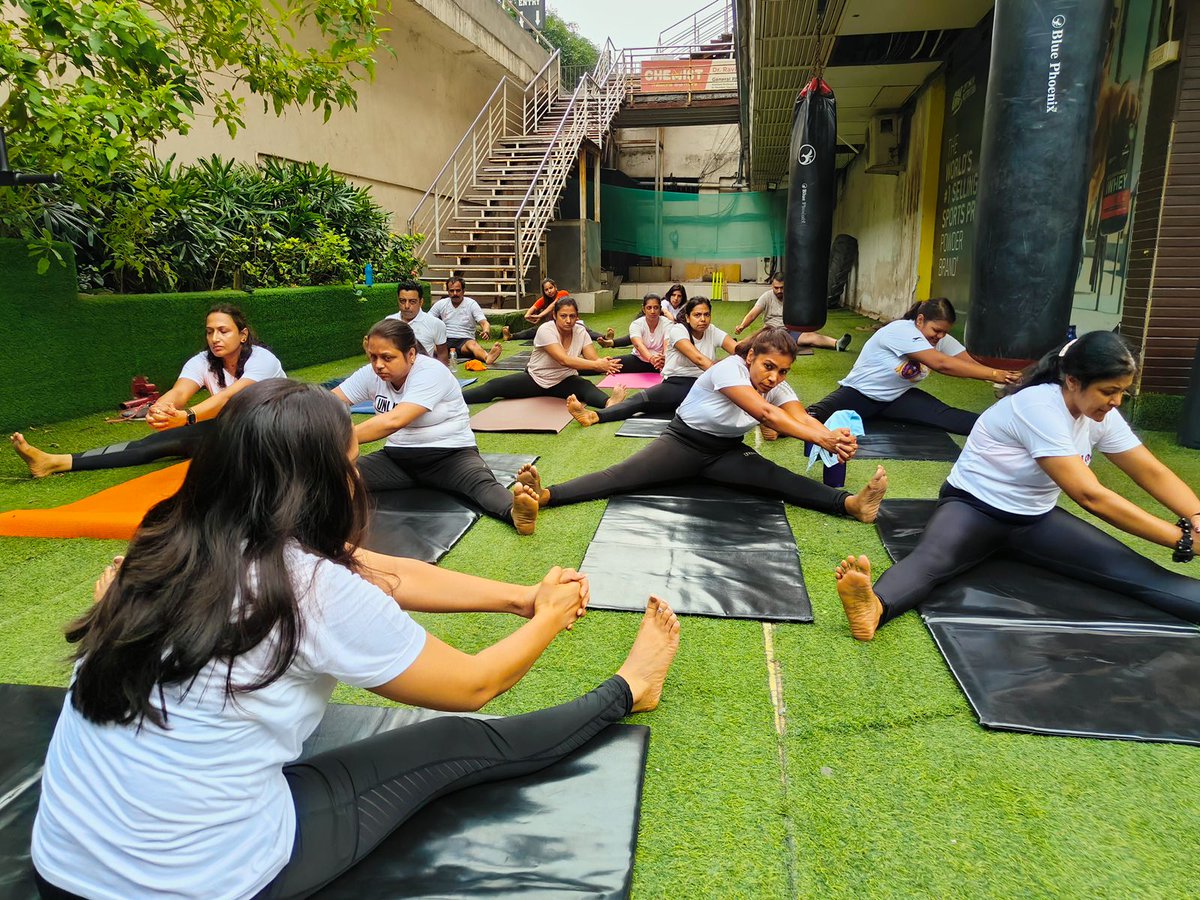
left=672, top=336, right=717, bottom=371
left=1038, top=454, right=1189, bottom=547
left=720, top=334, right=739, bottom=355
left=351, top=402, right=429, bottom=445
left=719, top=388, right=857, bottom=460
left=735, top=300, right=765, bottom=334
left=1106, top=445, right=1200, bottom=532
left=908, top=348, right=1019, bottom=384
left=630, top=334, right=664, bottom=369
left=540, top=340, right=620, bottom=374
left=435, top=342, right=450, bottom=366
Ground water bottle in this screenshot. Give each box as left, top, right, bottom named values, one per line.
left=449, top=348, right=458, bottom=367
left=364, top=262, right=374, bottom=286
left=823, top=461, right=847, bottom=488
left=1066, top=324, right=1077, bottom=341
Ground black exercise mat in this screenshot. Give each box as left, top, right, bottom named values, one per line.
left=0, top=684, right=648, bottom=899
left=875, top=499, right=1200, bottom=745
left=486, top=351, right=532, bottom=371
left=579, top=483, right=812, bottom=621
left=361, top=453, right=537, bottom=562
left=615, top=413, right=672, bottom=439
left=854, top=419, right=962, bottom=461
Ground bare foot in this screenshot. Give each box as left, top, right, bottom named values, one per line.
left=597, top=337, right=615, bottom=348
left=605, top=327, right=615, bottom=341
left=605, top=384, right=628, bottom=407
left=486, top=342, right=503, bottom=365
left=616, top=596, right=681, bottom=713
left=10, top=432, right=71, bottom=477
left=835, top=555, right=883, bottom=641
left=515, top=463, right=541, bottom=494
left=566, top=394, right=599, bottom=427
left=844, top=464, right=888, bottom=523
left=511, top=482, right=539, bottom=535
left=759, top=424, right=779, bottom=441
left=502, top=325, right=512, bottom=341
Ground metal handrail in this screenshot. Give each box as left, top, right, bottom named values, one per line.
left=658, top=0, right=733, bottom=48
left=493, top=0, right=556, bottom=53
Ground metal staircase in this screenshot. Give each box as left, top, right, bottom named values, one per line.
left=408, top=43, right=627, bottom=307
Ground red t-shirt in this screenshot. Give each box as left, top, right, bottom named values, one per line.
left=532, top=289, right=570, bottom=312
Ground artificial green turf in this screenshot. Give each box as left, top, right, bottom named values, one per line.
left=2, top=300, right=1198, bottom=897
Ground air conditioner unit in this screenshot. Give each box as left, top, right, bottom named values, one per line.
left=865, top=113, right=903, bottom=174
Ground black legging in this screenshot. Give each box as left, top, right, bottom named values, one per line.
left=548, top=417, right=849, bottom=514
left=807, top=385, right=977, bottom=436
left=612, top=335, right=633, bottom=348
left=357, top=446, right=515, bottom=521
left=874, top=484, right=1200, bottom=625
left=612, top=354, right=659, bottom=374
left=461, top=371, right=611, bottom=409
left=594, top=376, right=696, bottom=424
left=70, top=421, right=213, bottom=472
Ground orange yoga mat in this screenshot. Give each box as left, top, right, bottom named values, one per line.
left=0, top=463, right=189, bottom=540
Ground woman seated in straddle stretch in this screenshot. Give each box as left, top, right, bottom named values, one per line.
left=332, top=319, right=542, bottom=534
left=462, top=297, right=626, bottom=411
left=10, top=304, right=285, bottom=477
left=806, top=298, right=1019, bottom=435
left=605, top=292, right=669, bottom=373
left=567, top=296, right=736, bottom=428
left=30, top=378, right=681, bottom=899
left=502, top=278, right=615, bottom=346
left=517, top=327, right=889, bottom=523
left=834, top=331, right=1200, bottom=641
left=660, top=283, right=686, bottom=322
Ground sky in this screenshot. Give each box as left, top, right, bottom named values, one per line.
left=548, top=0, right=716, bottom=51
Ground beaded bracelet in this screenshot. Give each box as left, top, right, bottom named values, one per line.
left=1174, top=516, right=1195, bottom=563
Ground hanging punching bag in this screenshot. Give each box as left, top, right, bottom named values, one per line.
left=783, top=77, right=836, bottom=332
left=967, top=0, right=1113, bottom=367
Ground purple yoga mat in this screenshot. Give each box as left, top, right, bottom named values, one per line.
left=598, top=372, right=663, bottom=389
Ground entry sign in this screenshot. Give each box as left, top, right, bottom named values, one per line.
left=515, top=0, right=545, bottom=30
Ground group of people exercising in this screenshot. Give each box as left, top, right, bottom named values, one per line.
left=11, top=274, right=1200, bottom=899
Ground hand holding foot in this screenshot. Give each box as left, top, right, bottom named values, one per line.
left=835, top=555, right=883, bottom=641
left=616, top=597, right=681, bottom=713
left=844, top=465, right=888, bottom=523
left=566, top=394, right=600, bottom=427
left=10, top=432, right=71, bottom=478
left=511, top=482, right=540, bottom=535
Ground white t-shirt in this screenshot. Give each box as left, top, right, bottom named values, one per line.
left=386, top=309, right=447, bottom=357
left=338, top=355, right=474, bottom=449
left=178, top=346, right=286, bottom=396
left=679, top=354, right=798, bottom=437
left=662, top=322, right=730, bottom=379
left=428, top=296, right=486, bottom=339
left=629, top=317, right=668, bottom=363
left=752, top=289, right=786, bottom=329
left=839, top=319, right=966, bottom=402
left=661, top=298, right=680, bottom=320
left=947, top=383, right=1142, bottom=515
left=529, top=321, right=591, bottom=388
left=32, top=549, right=427, bottom=900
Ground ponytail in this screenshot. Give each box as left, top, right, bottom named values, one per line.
left=1009, top=330, right=1136, bottom=395
left=903, top=297, right=957, bottom=324
left=735, top=326, right=797, bottom=362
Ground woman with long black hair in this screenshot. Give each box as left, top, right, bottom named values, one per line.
left=522, top=328, right=888, bottom=523
left=835, top=331, right=1200, bottom=641
left=31, top=379, right=681, bottom=899
left=332, top=319, right=542, bottom=534
left=10, top=304, right=285, bottom=477
left=461, top=297, right=624, bottom=410
left=806, top=298, right=1019, bottom=435
left=567, top=296, right=738, bottom=428
left=660, top=283, right=687, bottom=322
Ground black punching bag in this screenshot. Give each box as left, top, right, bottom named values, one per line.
left=967, top=0, right=1112, bottom=367
left=783, top=77, right=836, bottom=332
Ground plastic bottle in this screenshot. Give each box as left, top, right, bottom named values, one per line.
left=364, top=262, right=374, bottom=286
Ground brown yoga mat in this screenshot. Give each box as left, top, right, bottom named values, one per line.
left=469, top=396, right=574, bottom=433
left=0, top=463, right=188, bottom=540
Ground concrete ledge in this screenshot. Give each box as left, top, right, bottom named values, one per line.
left=572, top=290, right=613, bottom=314
left=616, top=282, right=763, bottom=303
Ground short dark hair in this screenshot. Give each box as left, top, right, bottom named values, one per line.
left=552, top=296, right=578, bottom=315
left=396, top=279, right=423, bottom=297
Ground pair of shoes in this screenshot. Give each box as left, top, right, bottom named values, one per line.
left=835, top=333, right=852, bottom=352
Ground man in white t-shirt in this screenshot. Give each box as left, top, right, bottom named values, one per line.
left=428, top=277, right=502, bottom=365
left=733, top=274, right=852, bottom=352
left=386, top=280, right=449, bottom=365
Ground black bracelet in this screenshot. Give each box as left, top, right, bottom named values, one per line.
left=1174, top=517, right=1195, bottom=563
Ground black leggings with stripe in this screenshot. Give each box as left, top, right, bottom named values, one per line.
left=69, top=422, right=213, bottom=472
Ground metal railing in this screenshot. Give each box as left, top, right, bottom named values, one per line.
left=657, top=0, right=733, bottom=48
left=493, top=0, right=556, bottom=54
left=619, top=40, right=736, bottom=97
left=406, top=51, right=562, bottom=257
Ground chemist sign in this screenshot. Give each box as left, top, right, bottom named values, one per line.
left=515, top=0, right=545, bottom=30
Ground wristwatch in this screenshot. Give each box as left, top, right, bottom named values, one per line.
left=185, top=408, right=197, bottom=426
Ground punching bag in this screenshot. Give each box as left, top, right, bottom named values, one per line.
left=783, top=78, right=836, bottom=332
left=967, top=0, right=1112, bottom=367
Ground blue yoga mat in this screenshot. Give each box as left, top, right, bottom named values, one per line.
left=348, top=378, right=476, bottom=414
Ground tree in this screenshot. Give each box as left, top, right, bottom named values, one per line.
left=542, top=10, right=598, bottom=74
left=0, top=0, right=387, bottom=277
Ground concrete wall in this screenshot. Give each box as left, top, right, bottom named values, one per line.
left=613, top=124, right=741, bottom=188
left=154, top=0, right=548, bottom=230
left=832, top=81, right=937, bottom=321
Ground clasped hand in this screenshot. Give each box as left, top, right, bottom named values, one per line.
left=146, top=402, right=186, bottom=431
left=527, top=566, right=590, bottom=631
left=824, top=426, right=858, bottom=463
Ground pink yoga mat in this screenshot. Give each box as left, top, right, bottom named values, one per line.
left=598, top=372, right=662, bottom=389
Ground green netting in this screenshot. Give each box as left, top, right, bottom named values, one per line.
left=600, top=185, right=786, bottom=259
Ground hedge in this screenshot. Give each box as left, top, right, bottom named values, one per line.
left=0, top=239, right=404, bottom=430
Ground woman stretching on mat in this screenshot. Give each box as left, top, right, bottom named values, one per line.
left=607, top=293, right=669, bottom=374
left=461, top=297, right=626, bottom=411
left=517, top=328, right=888, bottom=523
left=660, top=283, right=687, bottom=322
left=332, top=319, right=542, bottom=534
left=567, top=296, right=737, bottom=428
left=806, top=298, right=1019, bottom=435
left=502, top=279, right=615, bottom=346
left=31, top=378, right=681, bottom=900
left=10, top=304, right=285, bottom=478
left=834, top=331, right=1200, bottom=641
